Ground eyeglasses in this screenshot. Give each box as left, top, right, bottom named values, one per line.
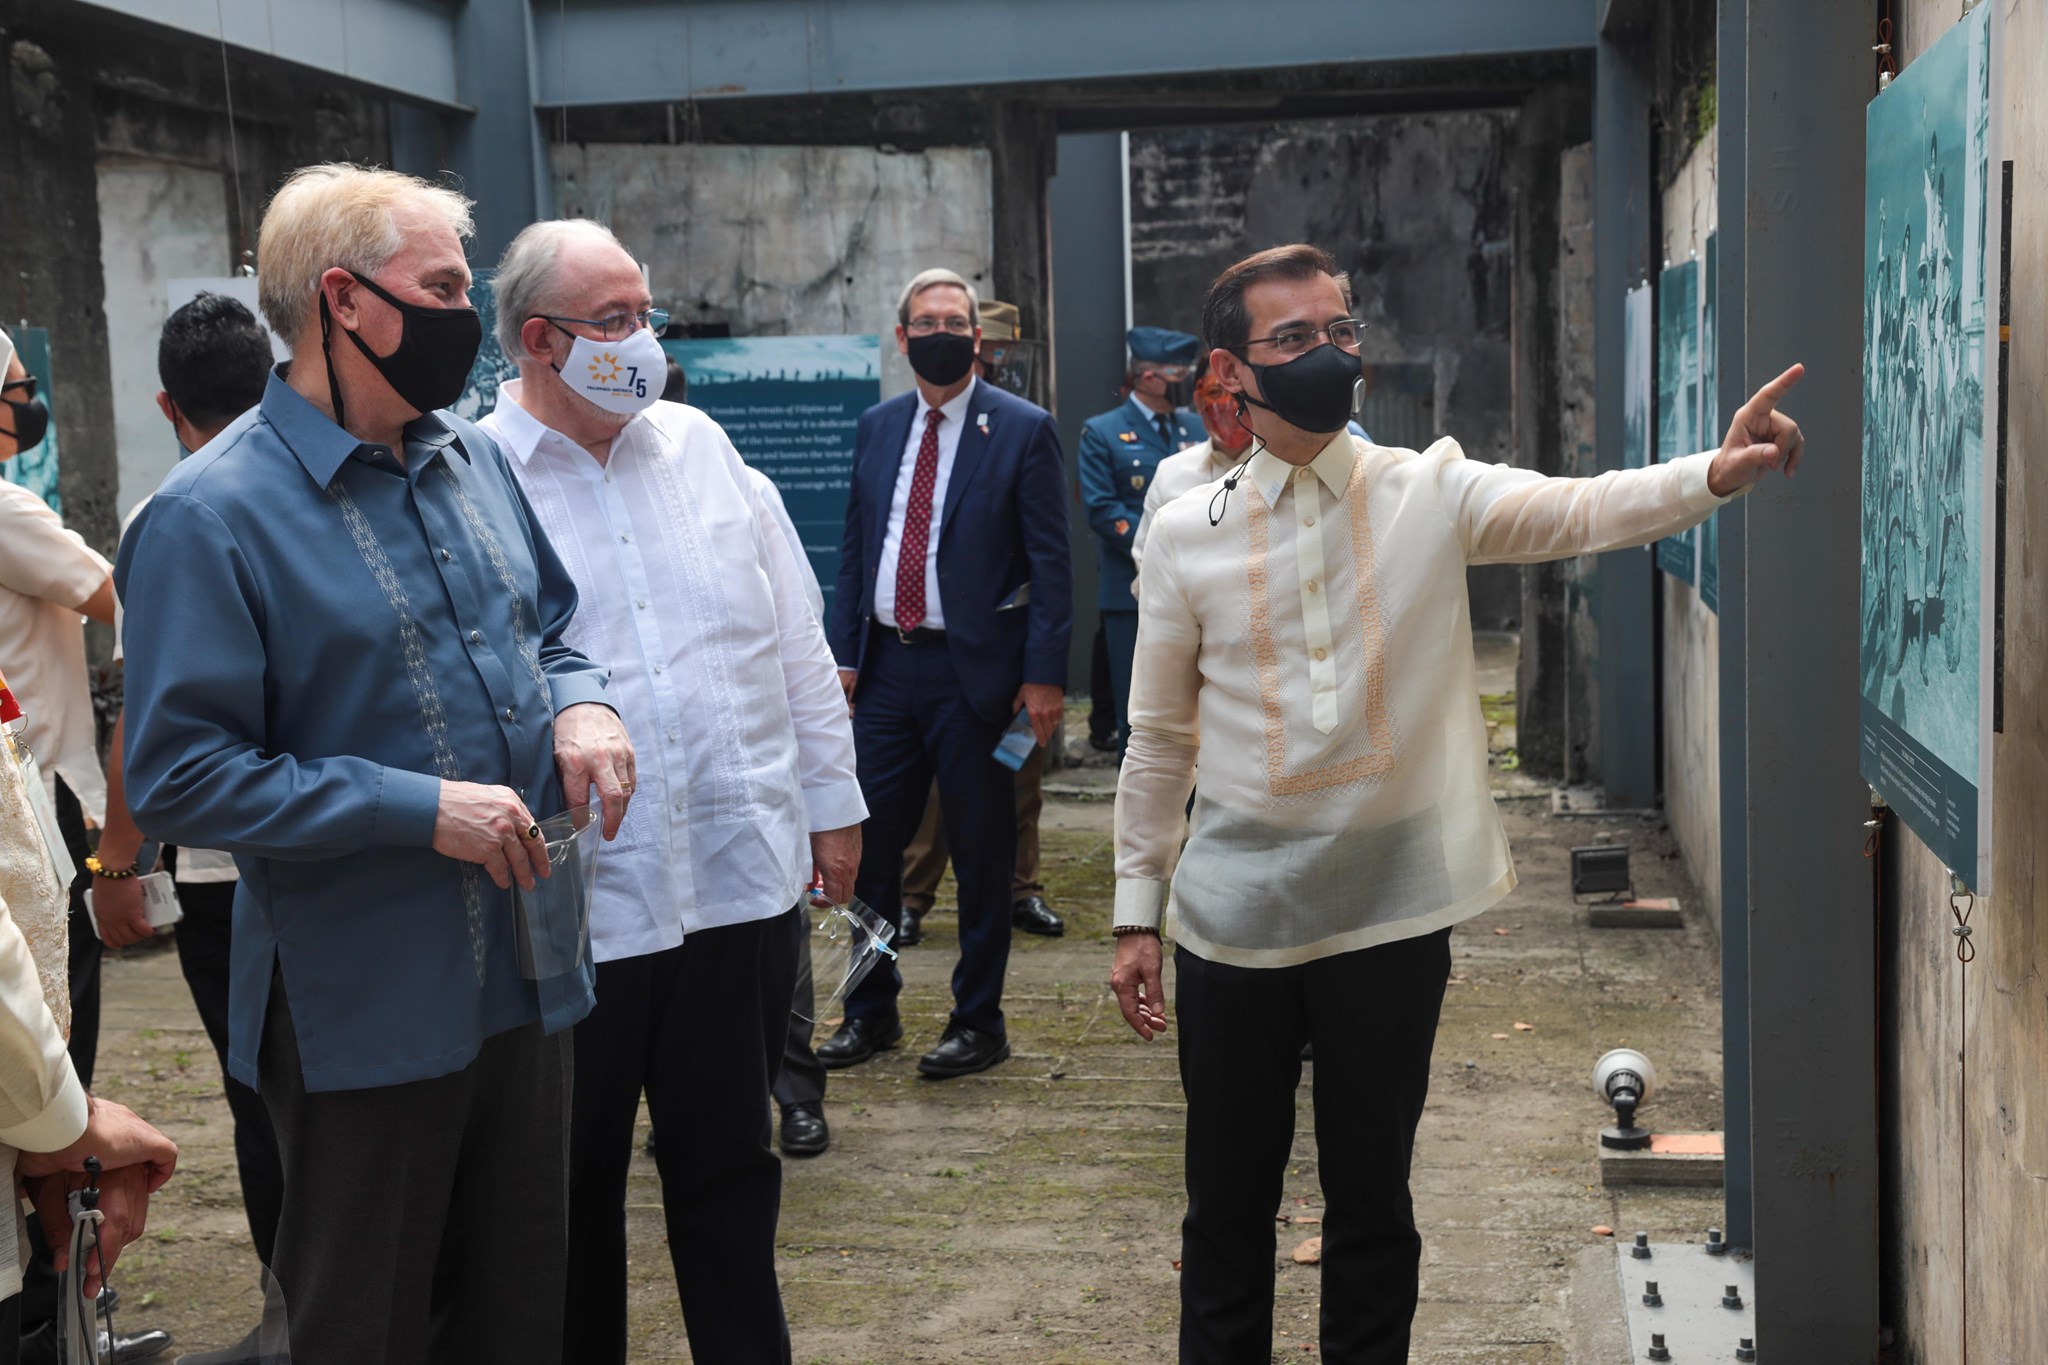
left=537, top=308, right=670, bottom=342
left=1238, top=318, right=1367, bottom=359
left=1, top=375, right=34, bottom=397
left=905, top=318, right=975, bottom=336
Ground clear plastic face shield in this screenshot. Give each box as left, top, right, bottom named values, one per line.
left=793, top=886, right=899, bottom=1026
left=57, top=1161, right=292, bottom=1361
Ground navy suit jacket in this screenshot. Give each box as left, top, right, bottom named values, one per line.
left=830, top=379, right=1073, bottom=722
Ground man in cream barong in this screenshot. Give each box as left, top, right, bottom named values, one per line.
left=1107, top=244, right=1805, bottom=1365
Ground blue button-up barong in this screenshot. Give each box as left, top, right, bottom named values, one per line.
left=117, top=371, right=610, bottom=1093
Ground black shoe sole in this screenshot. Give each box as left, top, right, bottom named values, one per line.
left=1013, top=918, right=1064, bottom=937
left=780, top=1132, right=830, bottom=1157
left=917, top=1040, right=1011, bottom=1078
left=817, top=1023, right=903, bottom=1070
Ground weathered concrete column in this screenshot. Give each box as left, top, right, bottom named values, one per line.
left=0, top=22, right=121, bottom=558
left=986, top=100, right=1057, bottom=412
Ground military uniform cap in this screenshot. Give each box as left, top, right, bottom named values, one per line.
left=1126, top=326, right=1200, bottom=366
left=979, top=299, right=1022, bottom=341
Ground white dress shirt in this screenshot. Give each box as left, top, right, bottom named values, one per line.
left=875, top=376, right=978, bottom=631
left=482, top=387, right=866, bottom=959
left=1131, top=437, right=1253, bottom=582
left=746, top=466, right=826, bottom=621
left=1114, top=431, right=1737, bottom=967
left=0, top=479, right=110, bottom=825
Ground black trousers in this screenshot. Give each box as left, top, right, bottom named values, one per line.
left=1174, top=930, right=1452, bottom=1365
left=565, top=909, right=799, bottom=1365
left=20, top=782, right=105, bottom=1337
left=260, top=976, right=571, bottom=1365
left=845, top=629, right=1015, bottom=1037
left=772, top=904, right=824, bottom=1110
left=1088, top=620, right=1115, bottom=744
left=52, top=780, right=100, bottom=1087
left=172, top=877, right=284, bottom=1267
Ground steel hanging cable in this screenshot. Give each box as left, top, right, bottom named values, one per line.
left=214, top=0, right=249, bottom=268
left=1949, top=875, right=1974, bottom=1365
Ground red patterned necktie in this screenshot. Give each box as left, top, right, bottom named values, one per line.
left=894, top=408, right=944, bottom=630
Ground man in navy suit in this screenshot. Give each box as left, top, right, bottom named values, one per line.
left=823, top=268, right=1072, bottom=1078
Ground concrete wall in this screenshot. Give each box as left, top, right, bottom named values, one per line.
left=1884, top=7, right=2048, bottom=1360
left=550, top=142, right=994, bottom=400
left=95, top=159, right=232, bottom=514
left=0, top=3, right=387, bottom=561
left=1657, top=135, right=1721, bottom=930
left=1123, top=113, right=1524, bottom=630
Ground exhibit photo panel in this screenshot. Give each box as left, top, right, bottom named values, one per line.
left=1858, top=0, right=1999, bottom=890
left=1655, top=257, right=1700, bottom=585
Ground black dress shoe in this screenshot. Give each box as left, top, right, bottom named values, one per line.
left=816, top=1015, right=902, bottom=1069
left=896, top=910, right=925, bottom=948
left=917, top=1025, right=1010, bottom=1078
left=1011, top=895, right=1064, bottom=937
left=779, top=1102, right=831, bottom=1156
left=22, top=1322, right=173, bottom=1364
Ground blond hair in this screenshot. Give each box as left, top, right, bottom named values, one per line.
left=257, top=164, right=475, bottom=344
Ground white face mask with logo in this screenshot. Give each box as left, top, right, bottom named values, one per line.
left=556, top=325, right=664, bottom=415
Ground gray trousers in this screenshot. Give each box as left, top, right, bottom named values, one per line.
left=259, top=975, right=572, bottom=1365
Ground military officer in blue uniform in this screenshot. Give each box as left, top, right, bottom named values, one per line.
left=1078, top=326, right=1204, bottom=754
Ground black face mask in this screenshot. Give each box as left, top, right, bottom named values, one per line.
left=1164, top=378, right=1193, bottom=408
left=906, top=331, right=976, bottom=387
left=321, top=272, right=482, bottom=428
left=1238, top=343, right=1361, bottom=435
left=1, top=377, right=48, bottom=451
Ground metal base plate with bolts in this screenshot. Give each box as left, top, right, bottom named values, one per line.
left=1616, top=1238, right=1755, bottom=1364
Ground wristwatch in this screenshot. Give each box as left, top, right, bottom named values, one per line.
left=84, top=855, right=138, bottom=880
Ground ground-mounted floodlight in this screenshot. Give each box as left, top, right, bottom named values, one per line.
left=1570, top=844, right=1634, bottom=902
left=1592, top=1047, right=1655, bottom=1150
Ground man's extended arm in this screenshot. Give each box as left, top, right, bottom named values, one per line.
left=1452, top=365, right=1805, bottom=564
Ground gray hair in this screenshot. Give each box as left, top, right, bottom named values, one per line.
left=492, top=218, right=630, bottom=360
left=896, top=268, right=980, bottom=328
left=256, top=164, right=474, bottom=344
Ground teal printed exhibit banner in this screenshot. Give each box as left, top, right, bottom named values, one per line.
left=1654, top=259, right=1699, bottom=585
left=1698, top=234, right=1719, bottom=612
left=2, top=328, right=61, bottom=513
left=451, top=268, right=516, bottom=425
left=1859, top=0, right=1997, bottom=890
left=662, top=336, right=881, bottom=611
left=1622, top=282, right=1652, bottom=470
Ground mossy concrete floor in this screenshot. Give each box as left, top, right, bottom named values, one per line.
left=89, top=770, right=1724, bottom=1363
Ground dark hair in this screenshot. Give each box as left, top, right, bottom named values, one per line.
left=1200, top=244, right=1353, bottom=354
left=662, top=356, right=688, bottom=404
left=158, top=293, right=273, bottom=429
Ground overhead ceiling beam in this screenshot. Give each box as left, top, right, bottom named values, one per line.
left=69, top=0, right=466, bottom=109
left=532, top=0, right=1598, bottom=108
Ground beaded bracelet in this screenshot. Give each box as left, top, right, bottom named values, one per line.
left=84, top=855, right=138, bottom=880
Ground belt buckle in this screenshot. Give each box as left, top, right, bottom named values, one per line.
left=897, top=624, right=914, bottom=645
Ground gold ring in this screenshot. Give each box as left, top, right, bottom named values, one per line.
left=524, top=822, right=542, bottom=841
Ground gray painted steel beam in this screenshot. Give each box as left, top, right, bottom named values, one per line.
left=1742, top=0, right=1878, bottom=1356
left=531, top=0, right=1596, bottom=108
left=1048, top=132, right=1126, bottom=690
left=1713, top=0, right=1752, bottom=1255
left=448, top=1, right=553, bottom=264
left=72, top=0, right=464, bottom=108
left=1592, top=32, right=1657, bottom=807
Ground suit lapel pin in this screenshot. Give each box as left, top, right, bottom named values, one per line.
left=977, top=412, right=989, bottom=433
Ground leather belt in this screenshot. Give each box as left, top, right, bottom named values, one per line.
left=880, top=622, right=946, bottom=645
